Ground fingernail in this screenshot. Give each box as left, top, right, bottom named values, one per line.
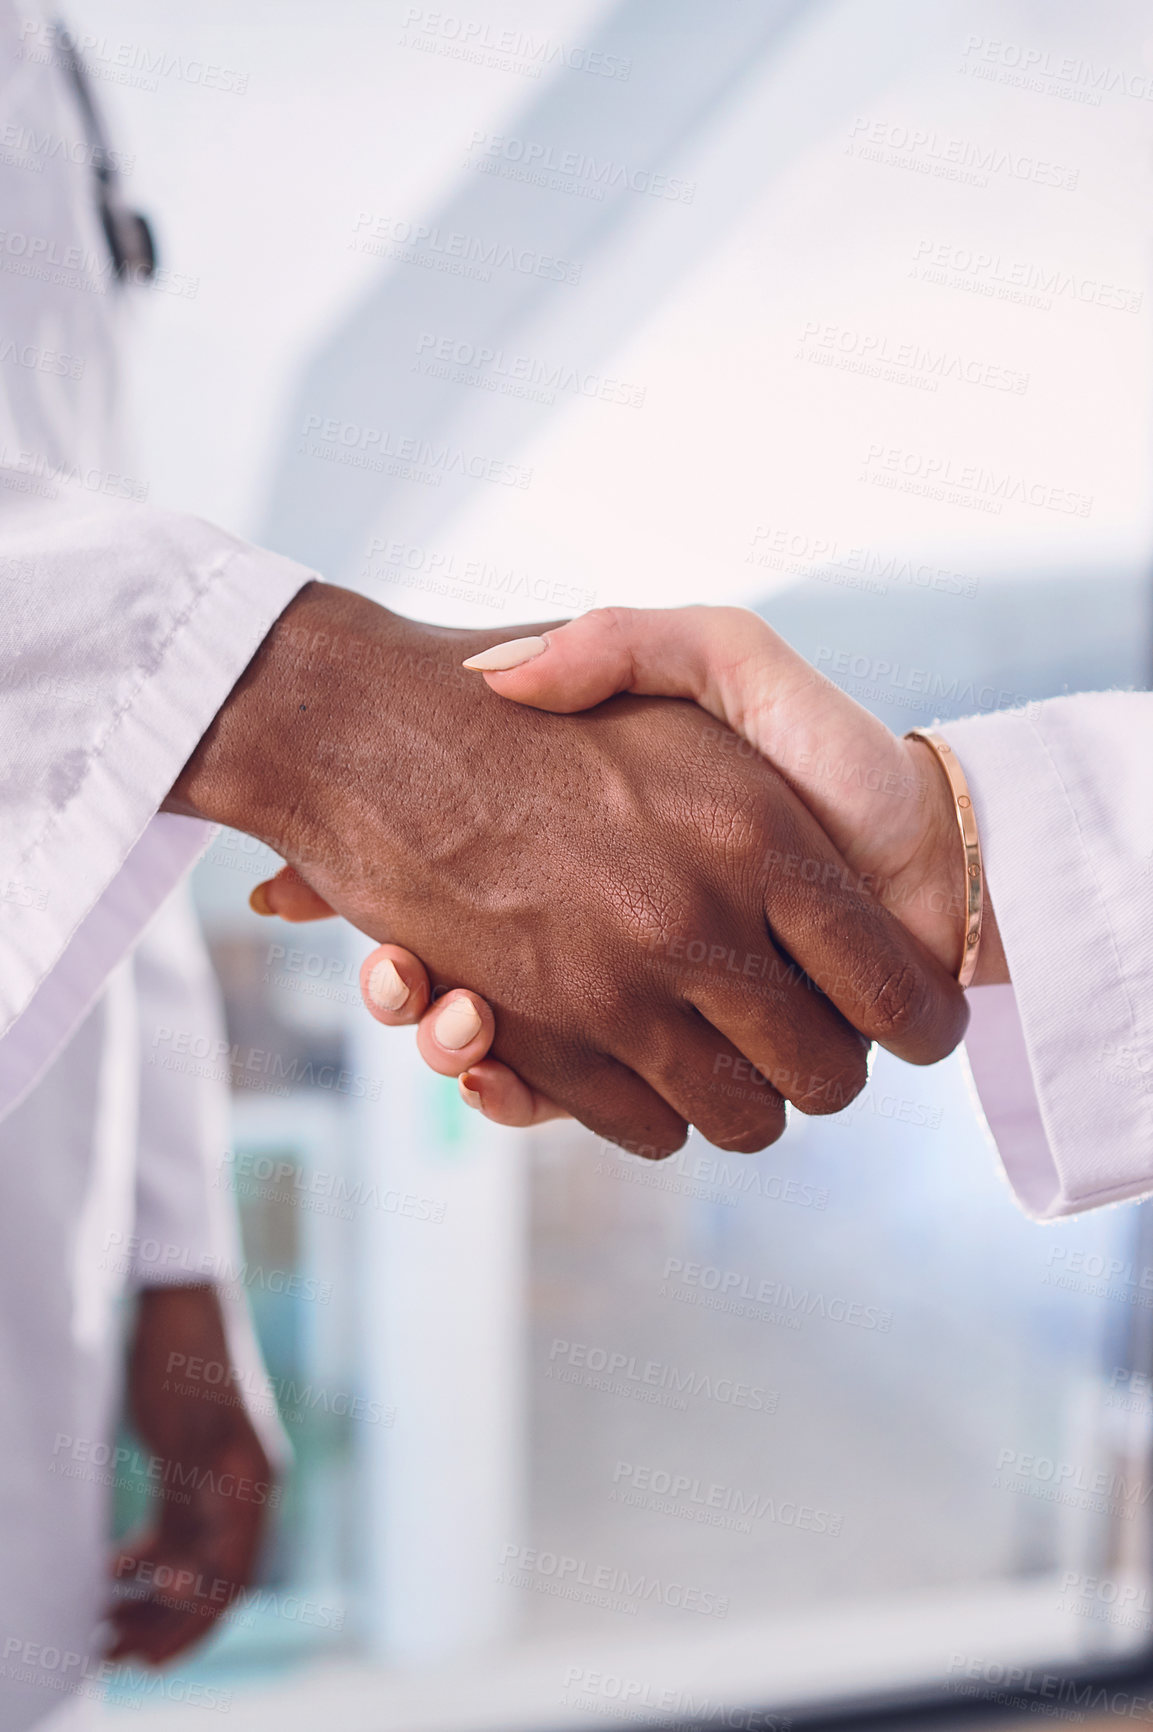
left=459, top=1073, right=483, bottom=1110
left=249, top=882, right=274, bottom=916
left=367, top=956, right=409, bottom=1013
left=435, top=996, right=483, bottom=1050
left=462, top=636, right=548, bottom=672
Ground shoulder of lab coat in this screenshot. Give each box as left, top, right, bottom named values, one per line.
left=132, top=884, right=291, bottom=1472
left=940, top=691, right=1153, bottom=1219
left=0, top=479, right=315, bottom=1121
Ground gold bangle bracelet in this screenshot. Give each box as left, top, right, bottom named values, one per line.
left=904, top=729, right=984, bottom=990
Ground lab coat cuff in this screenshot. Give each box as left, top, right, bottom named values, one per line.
left=0, top=544, right=316, bottom=1119
left=941, top=706, right=1153, bottom=1219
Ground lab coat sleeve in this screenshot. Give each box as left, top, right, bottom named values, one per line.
left=131, top=884, right=291, bottom=1470
left=940, top=691, right=1153, bottom=1219
left=0, top=476, right=315, bottom=1121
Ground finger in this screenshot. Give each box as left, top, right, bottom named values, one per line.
left=250, top=864, right=336, bottom=921
left=506, top=1038, right=689, bottom=1159
left=461, top=604, right=807, bottom=753
left=359, top=944, right=432, bottom=1026
left=109, top=1604, right=219, bottom=1666
left=762, top=797, right=968, bottom=1066
left=406, top=981, right=565, bottom=1124
left=415, top=989, right=496, bottom=1076
left=682, top=956, right=870, bottom=1119
left=107, top=1522, right=261, bottom=1664
left=458, top=1060, right=570, bottom=1127
left=461, top=605, right=731, bottom=712
left=106, top=1542, right=217, bottom=1664
left=107, top=1597, right=210, bottom=1665
left=619, top=983, right=817, bottom=1143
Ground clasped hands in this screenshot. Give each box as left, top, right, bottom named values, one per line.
left=219, top=595, right=998, bottom=1154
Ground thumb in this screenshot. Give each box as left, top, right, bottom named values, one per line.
left=249, top=864, right=336, bottom=922
left=461, top=605, right=773, bottom=719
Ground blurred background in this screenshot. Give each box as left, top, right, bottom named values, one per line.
left=86, top=0, right=1153, bottom=1723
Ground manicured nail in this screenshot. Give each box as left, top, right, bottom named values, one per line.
left=462, top=636, right=548, bottom=672
left=366, top=956, right=409, bottom=1013
left=435, top=996, right=483, bottom=1050
left=459, top=1073, right=483, bottom=1110
left=249, top=882, right=274, bottom=916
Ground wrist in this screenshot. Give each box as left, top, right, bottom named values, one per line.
left=164, top=584, right=557, bottom=933
left=892, top=736, right=1007, bottom=988
left=166, top=583, right=451, bottom=857
left=165, top=581, right=341, bottom=856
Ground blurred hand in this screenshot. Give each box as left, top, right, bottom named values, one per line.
left=252, top=604, right=987, bottom=1136
left=106, top=1285, right=274, bottom=1666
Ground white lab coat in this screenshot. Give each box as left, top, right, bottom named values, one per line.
left=0, top=7, right=301, bottom=1725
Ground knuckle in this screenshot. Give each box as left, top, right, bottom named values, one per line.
left=861, top=961, right=921, bottom=1039
left=904, top=987, right=968, bottom=1065
left=702, top=798, right=763, bottom=866
left=694, top=757, right=768, bottom=852
left=623, top=881, right=718, bottom=980
left=585, top=603, right=635, bottom=638
left=793, top=1050, right=869, bottom=1116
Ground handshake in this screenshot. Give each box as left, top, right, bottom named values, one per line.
left=173, top=588, right=1000, bottom=1155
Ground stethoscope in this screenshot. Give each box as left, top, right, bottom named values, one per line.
left=53, top=20, right=156, bottom=283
